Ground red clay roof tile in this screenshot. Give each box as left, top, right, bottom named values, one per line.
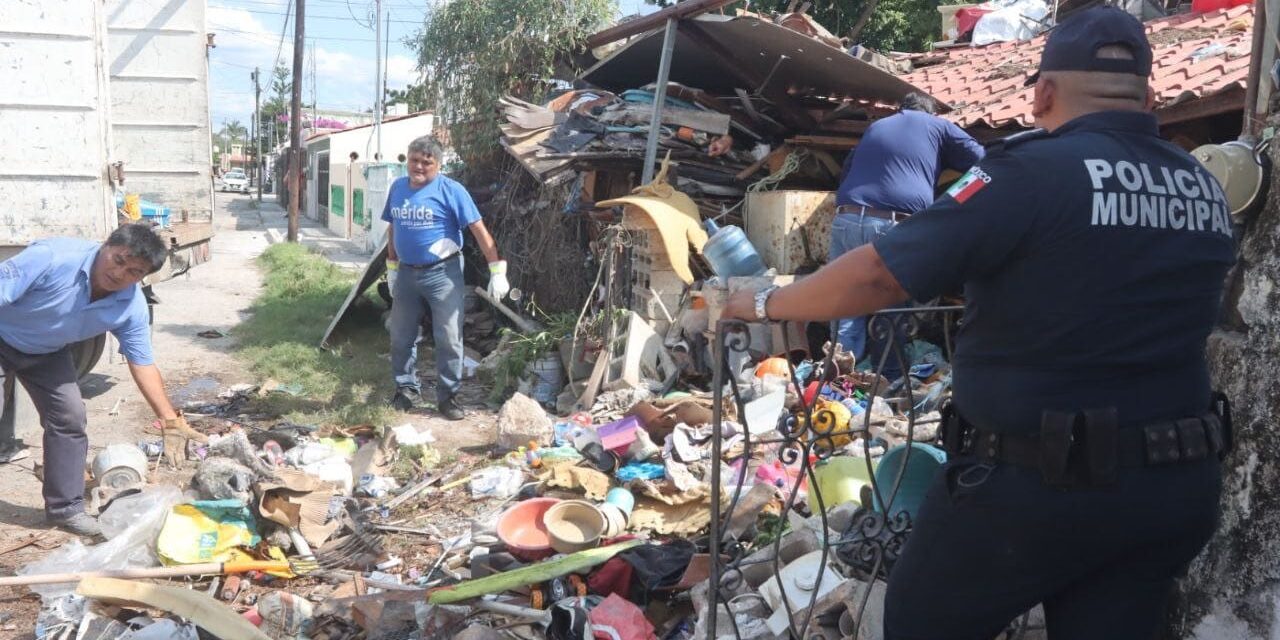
left=904, top=5, right=1253, bottom=129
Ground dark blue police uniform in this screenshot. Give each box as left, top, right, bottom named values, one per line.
left=871, top=108, right=1236, bottom=638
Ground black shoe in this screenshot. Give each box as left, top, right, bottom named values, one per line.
left=439, top=396, right=465, bottom=421
left=390, top=387, right=420, bottom=411
left=48, top=512, right=102, bottom=537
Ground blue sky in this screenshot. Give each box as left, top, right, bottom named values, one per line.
left=207, top=0, right=658, bottom=133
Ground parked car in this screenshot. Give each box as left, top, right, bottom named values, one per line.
left=220, top=170, right=250, bottom=194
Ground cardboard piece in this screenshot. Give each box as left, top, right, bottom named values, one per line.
left=543, top=464, right=612, bottom=501
left=629, top=485, right=726, bottom=535
left=256, top=468, right=341, bottom=547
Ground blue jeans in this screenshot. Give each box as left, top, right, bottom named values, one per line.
left=389, top=257, right=465, bottom=403
left=830, top=211, right=895, bottom=350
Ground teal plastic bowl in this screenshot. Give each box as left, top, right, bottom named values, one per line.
left=872, top=442, right=948, bottom=519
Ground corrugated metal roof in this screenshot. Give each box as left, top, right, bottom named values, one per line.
left=903, top=5, right=1254, bottom=129
left=583, top=14, right=937, bottom=107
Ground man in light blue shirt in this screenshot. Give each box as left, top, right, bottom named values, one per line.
left=383, top=136, right=509, bottom=420
left=0, top=224, right=200, bottom=536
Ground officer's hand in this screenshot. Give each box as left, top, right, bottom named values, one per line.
left=488, top=260, right=511, bottom=300
left=722, top=289, right=757, bottom=321
left=386, top=260, right=399, bottom=298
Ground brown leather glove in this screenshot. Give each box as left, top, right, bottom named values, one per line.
left=162, top=412, right=207, bottom=468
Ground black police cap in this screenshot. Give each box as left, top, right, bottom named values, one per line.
left=1025, top=6, right=1153, bottom=86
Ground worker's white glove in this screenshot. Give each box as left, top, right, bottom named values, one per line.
left=386, top=260, right=399, bottom=297
left=488, top=260, right=511, bottom=300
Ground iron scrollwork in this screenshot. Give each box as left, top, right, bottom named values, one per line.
left=707, top=307, right=962, bottom=640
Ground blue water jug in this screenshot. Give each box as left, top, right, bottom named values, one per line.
left=701, top=219, right=767, bottom=278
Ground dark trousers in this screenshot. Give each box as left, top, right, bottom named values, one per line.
left=0, top=339, right=89, bottom=519
left=884, top=455, right=1221, bottom=640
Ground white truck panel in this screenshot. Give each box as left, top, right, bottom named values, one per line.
left=0, top=0, right=115, bottom=245
left=107, top=0, right=213, bottom=223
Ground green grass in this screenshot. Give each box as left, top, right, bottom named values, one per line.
left=232, top=242, right=398, bottom=429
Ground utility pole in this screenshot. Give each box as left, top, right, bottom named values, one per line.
left=288, top=0, right=304, bottom=242
left=252, top=67, right=262, bottom=202
left=374, top=0, right=383, bottom=159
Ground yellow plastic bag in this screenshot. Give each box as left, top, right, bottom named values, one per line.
left=123, top=194, right=142, bottom=221
left=156, top=501, right=260, bottom=565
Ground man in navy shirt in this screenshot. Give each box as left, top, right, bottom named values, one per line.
left=383, top=136, right=508, bottom=420
left=725, top=7, right=1234, bottom=638
left=831, top=93, right=984, bottom=380
left=0, top=224, right=204, bottom=536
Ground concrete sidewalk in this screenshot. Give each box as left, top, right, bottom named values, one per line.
left=257, top=195, right=372, bottom=271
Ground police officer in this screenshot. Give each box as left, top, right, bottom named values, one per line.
left=722, top=7, right=1235, bottom=638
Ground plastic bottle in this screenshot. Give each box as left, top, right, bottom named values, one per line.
left=701, top=219, right=767, bottom=278
left=262, top=440, right=285, bottom=466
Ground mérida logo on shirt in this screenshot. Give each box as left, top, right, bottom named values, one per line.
left=946, top=167, right=992, bottom=204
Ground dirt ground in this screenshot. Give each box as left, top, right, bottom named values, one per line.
left=0, top=193, right=500, bottom=637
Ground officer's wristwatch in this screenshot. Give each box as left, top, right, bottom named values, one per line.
left=754, top=285, right=779, bottom=322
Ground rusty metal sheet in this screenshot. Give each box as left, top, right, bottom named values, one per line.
left=581, top=14, right=945, bottom=110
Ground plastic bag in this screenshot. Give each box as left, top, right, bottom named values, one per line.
left=301, top=456, right=354, bottom=494
left=588, top=594, right=657, bottom=640
left=470, top=467, right=524, bottom=499
left=156, top=500, right=260, bottom=564
left=257, top=591, right=314, bottom=639
left=125, top=619, right=199, bottom=640
left=972, top=0, right=1051, bottom=45
left=21, top=485, right=183, bottom=599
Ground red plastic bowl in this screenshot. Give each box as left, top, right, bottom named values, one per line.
left=496, top=497, right=560, bottom=553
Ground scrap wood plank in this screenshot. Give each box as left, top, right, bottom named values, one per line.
left=735, top=144, right=792, bottom=181
left=611, top=104, right=732, bottom=136
left=816, top=119, right=871, bottom=135
left=786, top=135, right=859, bottom=150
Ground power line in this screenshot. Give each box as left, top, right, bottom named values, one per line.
left=211, top=59, right=259, bottom=70
left=212, top=24, right=382, bottom=43
left=213, top=0, right=426, bottom=12
left=271, top=0, right=292, bottom=72
left=216, top=6, right=423, bottom=24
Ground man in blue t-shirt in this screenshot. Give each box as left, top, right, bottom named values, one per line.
left=723, top=7, right=1234, bottom=638
left=0, top=224, right=206, bottom=536
left=382, top=135, right=508, bottom=420
left=831, top=93, right=984, bottom=380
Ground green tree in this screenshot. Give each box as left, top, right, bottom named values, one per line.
left=222, top=120, right=248, bottom=147
left=764, top=0, right=958, bottom=52
left=644, top=0, right=958, bottom=53
left=385, top=83, right=430, bottom=113
left=406, top=0, right=616, bottom=166
left=259, top=64, right=291, bottom=150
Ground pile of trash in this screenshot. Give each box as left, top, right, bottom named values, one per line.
left=6, top=314, right=965, bottom=640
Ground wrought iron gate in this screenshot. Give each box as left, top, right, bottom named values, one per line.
left=703, top=306, right=1039, bottom=639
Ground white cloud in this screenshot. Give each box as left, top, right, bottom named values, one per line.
left=386, top=54, right=419, bottom=88
left=206, top=4, right=422, bottom=124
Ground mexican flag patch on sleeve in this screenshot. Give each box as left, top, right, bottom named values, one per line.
left=946, top=167, right=992, bottom=204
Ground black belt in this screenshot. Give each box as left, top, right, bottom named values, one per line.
left=835, top=204, right=911, bottom=222
left=400, top=252, right=459, bottom=270
left=940, top=398, right=1231, bottom=487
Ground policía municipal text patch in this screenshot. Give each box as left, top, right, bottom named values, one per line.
left=946, top=167, right=992, bottom=204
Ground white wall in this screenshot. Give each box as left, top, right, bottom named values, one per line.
left=323, top=113, right=434, bottom=241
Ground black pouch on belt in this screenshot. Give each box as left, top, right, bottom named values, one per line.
left=940, top=402, right=965, bottom=455
left=1039, top=410, right=1076, bottom=486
